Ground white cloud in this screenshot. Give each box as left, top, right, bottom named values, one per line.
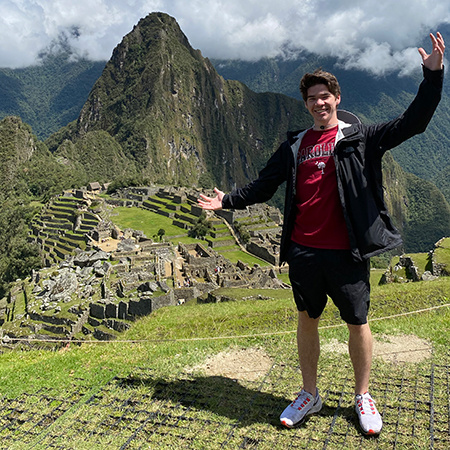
left=0, top=0, right=449, bottom=75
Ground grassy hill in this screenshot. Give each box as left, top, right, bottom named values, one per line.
left=0, top=276, right=449, bottom=448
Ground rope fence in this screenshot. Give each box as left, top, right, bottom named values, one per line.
left=2, top=302, right=449, bottom=347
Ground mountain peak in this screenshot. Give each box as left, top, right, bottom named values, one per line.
left=109, top=12, right=201, bottom=72
left=50, top=13, right=307, bottom=190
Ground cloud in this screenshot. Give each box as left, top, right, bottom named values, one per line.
left=0, top=0, right=163, bottom=67
left=0, top=0, right=449, bottom=75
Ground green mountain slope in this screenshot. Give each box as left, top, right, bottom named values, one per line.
left=46, top=13, right=311, bottom=189
left=382, top=151, right=450, bottom=253
left=403, top=172, right=450, bottom=252
left=2, top=18, right=449, bottom=205
left=0, top=53, right=105, bottom=139
left=0, top=116, right=36, bottom=195
left=0, top=114, right=90, bottom=296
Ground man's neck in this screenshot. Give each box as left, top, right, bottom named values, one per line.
left=313, top=122, right=338, bottom=131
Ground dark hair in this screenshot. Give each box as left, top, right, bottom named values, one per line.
left=300, top=69, right=341, bottom=102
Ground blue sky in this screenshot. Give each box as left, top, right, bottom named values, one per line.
left=1, top=0, right=449, bottom=75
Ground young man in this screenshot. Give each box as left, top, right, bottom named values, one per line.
left=198, top=32, right=445, bottom=435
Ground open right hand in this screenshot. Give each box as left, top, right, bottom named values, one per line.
left=197, top=187, right=224, bottom=210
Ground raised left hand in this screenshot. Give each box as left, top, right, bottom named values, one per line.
left=418, top=32, right=445, bottom=71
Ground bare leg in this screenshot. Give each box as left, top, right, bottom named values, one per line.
left=297, top=311, right=321, bottom=394
left=347, top=322, right=373, bottom=394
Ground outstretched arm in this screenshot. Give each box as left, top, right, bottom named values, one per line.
left=370, top=32, right=444, bottom=156
left=198, top=187, right=225, bottom=210
left=418, top=32, right=445, bottom=71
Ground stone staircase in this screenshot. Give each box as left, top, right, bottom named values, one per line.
left=29, top=195, right=100, bottom=266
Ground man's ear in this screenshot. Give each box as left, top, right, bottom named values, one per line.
left=336, top=95, right=341, bottom=106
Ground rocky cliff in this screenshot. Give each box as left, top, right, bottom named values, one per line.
left=0, top=117, right=37, bottom=194
left=47, top=12, right=310, bottom=190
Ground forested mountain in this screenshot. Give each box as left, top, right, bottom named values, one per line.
left=2, top=17, right=449, bottom=204
left=0, top=52, right=105, bottom=139
left=45, top=13, right=311, bottom=190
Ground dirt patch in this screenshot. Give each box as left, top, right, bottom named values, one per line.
left=322, top=334, right=432, bottom=364
left=373, top=334, right=432, bottom=363
left=192, top=335, right=431, bottom=383
left=193, top=347, right=274, bottom=381
left=96, top=238, right=120, bottom=252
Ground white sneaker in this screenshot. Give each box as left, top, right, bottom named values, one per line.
left=355, top=392, right=383, bottom=435
left=280, top=388, right=322, bottom=428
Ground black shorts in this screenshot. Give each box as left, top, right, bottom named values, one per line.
left=287, top=242, right=370, bottom=325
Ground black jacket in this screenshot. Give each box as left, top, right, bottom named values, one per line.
left=222, top=66, right=444, bottom=262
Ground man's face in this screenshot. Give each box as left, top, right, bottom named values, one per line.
left=305, top=84, right=341, bottom=127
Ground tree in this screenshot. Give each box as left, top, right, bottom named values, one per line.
left=188, top=213, right=211, bottom=239
left=0, top=200, right=41, bottom=297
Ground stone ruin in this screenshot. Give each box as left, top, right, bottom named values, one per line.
left=9, top=184, right=447, bottom=343
left=108, top=186, right=284, bottom=268
left=380, top=237, right=449, bottom=284
left=1, top=220, right=289, bottom=343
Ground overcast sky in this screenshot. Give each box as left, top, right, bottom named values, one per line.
left=1, top=0, right=449, bottom=75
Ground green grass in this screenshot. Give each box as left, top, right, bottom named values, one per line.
left=404, top=252, right=432, bottom=275
left=111, top=206, right=266, bottom=263
left=414, top=252, right=432, bottom=270
left=388, top=244, right=450, bottom=279
left=370, top=268, right=386, bottom=287
left=207, top=235, right=235, bottom=245
left=277, top=272, right=290, bottom=284
left=216, top=249, right=271, bottom=266
left=1, top=278, right=448, bottom=394
left=111, top=206, right=190, bottom=239
left=4, top=202, right=450, bottom=447
left=435, top=242, right=450, bottom=271
left=0, top=277, right=449, bottom=447
left=172, top=235, right=206, bottom=245
left=389, top=252, right=431, bottom=280
left=437, top=237, right=450, bottom=249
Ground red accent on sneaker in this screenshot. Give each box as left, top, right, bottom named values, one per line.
left=355, top=392, right=382, bottom=435
left=280, top=389, right=323, bottom=428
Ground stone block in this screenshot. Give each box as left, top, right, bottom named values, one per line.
left=152, top=293, right=176, bottom=311
left=104, top=319, right=131, bottom=332
left=105, top=302, right=118, bottom=319
left=88, top=316, right=101, bottom=327
left=90, top=302, right=106, bottom=319
left=93, top=329, right=116, bottom=341
left=128, top=297, right=152, bottom=317
left=118, top=301, right=128, bottom=319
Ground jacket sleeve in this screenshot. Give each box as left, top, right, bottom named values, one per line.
left=222, top=140, right=292, bottom=210
left=366, top=66, right=443, bottom=156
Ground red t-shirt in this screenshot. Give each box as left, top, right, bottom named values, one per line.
left=291, top=127, right=350, bottom=249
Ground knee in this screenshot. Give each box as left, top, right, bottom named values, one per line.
left=347, top=322, right=371, bottom=337
left=298, top=311, right=320, bottom=332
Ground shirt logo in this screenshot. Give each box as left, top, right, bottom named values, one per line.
left=297, top=142, right=335, bottom=166
left=316, top=161, right=326, bottom=174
